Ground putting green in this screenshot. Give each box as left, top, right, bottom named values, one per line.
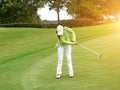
left=22, top=32, right=120, bottom=90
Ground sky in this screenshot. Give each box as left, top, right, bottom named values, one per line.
left=37, top=5, right=72, bottom=21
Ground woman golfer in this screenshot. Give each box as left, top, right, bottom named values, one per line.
left=56, top=25, right=78, bottom=79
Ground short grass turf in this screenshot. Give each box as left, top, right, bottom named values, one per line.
left=0, top=22, right=120, bottom=90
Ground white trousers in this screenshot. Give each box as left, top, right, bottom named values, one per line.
left=56, top=45, right=74, bottom=75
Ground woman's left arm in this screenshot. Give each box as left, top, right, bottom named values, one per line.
left=65, top=27, right=76, bottom=41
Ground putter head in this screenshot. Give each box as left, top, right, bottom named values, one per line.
left=99, top=54, right=102, bottom=59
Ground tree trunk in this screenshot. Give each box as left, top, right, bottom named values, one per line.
left=57, top=7, right=60, bottom=24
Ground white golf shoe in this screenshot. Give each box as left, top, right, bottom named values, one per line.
left=69, top=74, right=74, bottom=78
left=56, top=74, right=61, bottom=79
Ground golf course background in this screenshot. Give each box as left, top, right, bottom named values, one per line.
left=0, top=22, right=120, bottom=90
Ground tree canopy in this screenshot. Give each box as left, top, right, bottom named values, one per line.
left=66, top=0, right=120, bottom=20
left=0, top=0, right=120, bottom=24
left=0, top=0, right=45, bottom=24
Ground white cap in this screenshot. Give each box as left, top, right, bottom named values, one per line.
left=56, top=25, right=64, bottom=35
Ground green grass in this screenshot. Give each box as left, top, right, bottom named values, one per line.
left=0, top=22, right=120, bottom=90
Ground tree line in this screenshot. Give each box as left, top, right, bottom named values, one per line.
left=0, top=0, right=120, bottom=24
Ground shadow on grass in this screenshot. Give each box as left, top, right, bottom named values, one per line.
left=0, top=46, right=54, bottom=65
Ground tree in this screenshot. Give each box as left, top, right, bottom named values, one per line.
left=66, top=0, right=103, bottom=21
left=102, top=0, right=120, bottom=20
left=46, top=0, right=69, bottom=24
left=21, top=0, right=45, bottom=23
left=66, top=0, right=120, bottom=21
left=0, top=0, right=45, bottom=23
left=0, top=0, right=14, bottom=23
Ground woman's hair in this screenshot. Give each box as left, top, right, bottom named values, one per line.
left=56, top=31, right=60, bottom=39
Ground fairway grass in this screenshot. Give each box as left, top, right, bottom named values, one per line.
left=22, top=32, right=120, bottom=90
left=0, top=23, right=120, bottom=90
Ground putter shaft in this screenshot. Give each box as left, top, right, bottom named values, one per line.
left=79, top=44, right=102, bottom=58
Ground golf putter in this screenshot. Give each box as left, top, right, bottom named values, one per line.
left=79, top=44, right=102, bottom=59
